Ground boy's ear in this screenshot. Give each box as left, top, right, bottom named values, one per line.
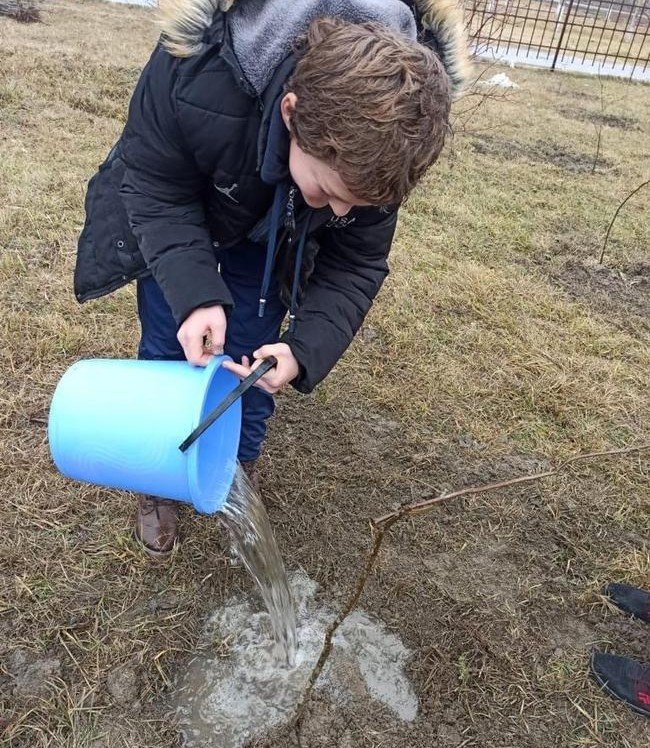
left=280, top=93, right=298, bottom=131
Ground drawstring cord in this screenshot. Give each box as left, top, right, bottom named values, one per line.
left=258, top=181, right=312, bottom=332
left=258, top=183, right=287, bottom=317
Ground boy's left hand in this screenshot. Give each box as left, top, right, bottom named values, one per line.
left=222, top=343, right=299, bottom=394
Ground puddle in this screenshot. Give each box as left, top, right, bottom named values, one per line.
left=174, top=571, right=418, bottom=747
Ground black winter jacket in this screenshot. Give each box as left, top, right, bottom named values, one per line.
left=75, top=6, right=415, bottom=393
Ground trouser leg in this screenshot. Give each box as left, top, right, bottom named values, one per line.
left=136, top=242, right=287, bottom=462
left=217, top=243, right=287, bottom=462
left=137, top=275, right=185, bottom=361
left=134, top=275, right=183, bottom=553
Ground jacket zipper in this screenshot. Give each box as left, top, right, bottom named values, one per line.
left=285, top=185, right=297, bottom=242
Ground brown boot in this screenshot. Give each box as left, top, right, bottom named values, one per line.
left=239, top=459, right=260, bottom=492
left=135, top=496, right=179, bottom=557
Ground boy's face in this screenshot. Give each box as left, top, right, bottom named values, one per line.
left=281, top=93, right=372, bottom=217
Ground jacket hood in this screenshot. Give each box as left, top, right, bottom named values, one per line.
left=157, top=0, right=471, bottom=94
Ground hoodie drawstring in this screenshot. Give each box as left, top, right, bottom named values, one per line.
left=258, top=182, right=313, bottom=333
left=258, top=183, right=287, bottom=318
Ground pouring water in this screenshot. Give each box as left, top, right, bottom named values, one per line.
left=219, top=464, right=297, bottom=667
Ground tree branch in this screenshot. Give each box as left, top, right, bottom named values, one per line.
left=295, top=442, right=650, bottom=730
left=599, top=180, right=649, bottom=265
left=373, top=444, right=649, bottom=527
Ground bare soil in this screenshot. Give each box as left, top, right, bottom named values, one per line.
left=559, top=107, right=642, bottom=132
left=547, top=259, right=649, bottom=336
left=469, top=135, right=613, bottom=173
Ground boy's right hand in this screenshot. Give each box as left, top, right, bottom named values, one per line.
left=177, top=305, right=227, bottom=366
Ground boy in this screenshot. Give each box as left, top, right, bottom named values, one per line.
left=75, top=0, right=470, bottom=555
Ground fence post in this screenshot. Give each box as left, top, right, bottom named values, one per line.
left=551, top=0, right=577, bottom=70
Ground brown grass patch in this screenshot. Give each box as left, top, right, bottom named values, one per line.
left=1, top=2, right=649, bottom=747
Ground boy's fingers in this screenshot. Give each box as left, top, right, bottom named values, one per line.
left=255, top=379, right=277, bottom=394
left=222, top=356, right=251, bottom=375
left=221, top=355, right=279, bottom=393
left=249, top=356, right=267, bottom=372
left=221, top=360, right=251, bottom=378
left=261, top=367, right=283, bottom=389
left=184, top=335, right=212, bottom=366
left=253, top=344, right=277, bottom=360
left=208, top=325, right=225, bottom=352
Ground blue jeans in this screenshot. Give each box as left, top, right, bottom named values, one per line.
left=137, top=243, right=287, bottom=462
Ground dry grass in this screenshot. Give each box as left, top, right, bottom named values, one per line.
left=1, top=2, right=649, bottom=747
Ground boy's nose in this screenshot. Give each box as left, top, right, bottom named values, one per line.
left=329, top=199, right=352, bottom=217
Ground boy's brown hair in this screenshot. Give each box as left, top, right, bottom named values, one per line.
left=287, top=18, right=451, bottom=205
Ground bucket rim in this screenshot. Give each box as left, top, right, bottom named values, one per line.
left=187, top=355, right=240, bottom=514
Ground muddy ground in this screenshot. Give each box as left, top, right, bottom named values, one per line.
left=1, top=2, right=649, bottom=747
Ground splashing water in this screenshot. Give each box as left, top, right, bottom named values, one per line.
left=218, top=465, right=297, bottom=667
left=174, top=467, right=418, bottom=747
left=174, top=570, right=418, bottom=748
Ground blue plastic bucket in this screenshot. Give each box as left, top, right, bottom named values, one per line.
left=48, top=356, right=241, bottom=514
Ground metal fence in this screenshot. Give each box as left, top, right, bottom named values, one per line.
left=465, top=0, right=650, bottom=80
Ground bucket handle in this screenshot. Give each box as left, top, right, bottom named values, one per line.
left=178, top=356, right=277, bottom=453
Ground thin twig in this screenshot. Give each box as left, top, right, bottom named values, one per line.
left=591, top=72, right=604, bottom=175
left=294, top=518, right=396, bottom=723
left=373, top=444, right=650, bottom=527
left=599, top=180, right=649, bottom=265
left=450, top=60, right=516, bottom=139
left=295, top=443, right=650, bottom=726
left=591, top=124, right=602, bottom=174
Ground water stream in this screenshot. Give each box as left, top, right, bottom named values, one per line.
left=218, top=465, right=297, bottom=667
left=174, top=466, right=418, bottom=746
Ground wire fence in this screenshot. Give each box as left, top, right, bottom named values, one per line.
left=465, top=0, right=650, bottom=80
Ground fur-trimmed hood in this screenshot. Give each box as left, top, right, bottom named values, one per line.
left=157, top=0, right=471, bottom=94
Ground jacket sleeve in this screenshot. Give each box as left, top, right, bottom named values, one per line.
left=281, top=207, right=397, bottom=393
left=118, top=44, right=233, bottom=325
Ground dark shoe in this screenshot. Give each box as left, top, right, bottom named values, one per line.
left=590, top=651, right=650, bottom=717
left=239, top=459, right=260, bottom=493
left=135, top=496, right=179, bottom=557
left=603, top=583, right=650, bottom=623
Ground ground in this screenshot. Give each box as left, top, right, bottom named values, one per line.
left=1, top=2, right=649, bottom=747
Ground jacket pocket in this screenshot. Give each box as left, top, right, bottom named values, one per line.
left=74, top=146, right=148, bottom=302
left=206, top=168, right=274, bottom=244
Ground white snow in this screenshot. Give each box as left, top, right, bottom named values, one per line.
left=481, top=72, right=520, bottom=89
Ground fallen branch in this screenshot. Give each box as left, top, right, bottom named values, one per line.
left=373, top=444, right=649, bottom=527
left=295, top=443, right=649, bottom=724
left=599, top=180, right=649, bottom=265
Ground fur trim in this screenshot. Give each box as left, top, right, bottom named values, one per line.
left=415, top=0, right=472, bottom=95
left=158, top=0, right=231, bottom=58
left=158, top=0, right=471, bottom=94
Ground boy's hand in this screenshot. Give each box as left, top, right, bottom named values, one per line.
left=222, top=343, right=299, bottom=394
left=177, top=305, right=227, bottom=366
